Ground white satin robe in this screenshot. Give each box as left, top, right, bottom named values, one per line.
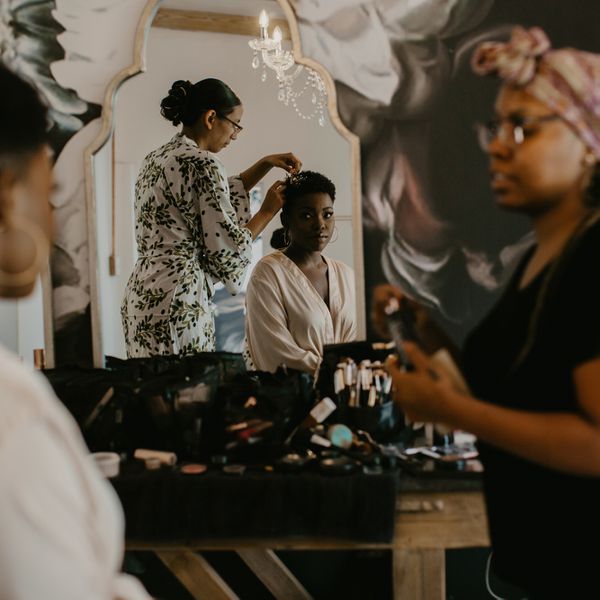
left=245, top=251, right=357, bottom=375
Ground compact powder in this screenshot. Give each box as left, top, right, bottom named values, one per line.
left=180, top=463, right=207, bottom=475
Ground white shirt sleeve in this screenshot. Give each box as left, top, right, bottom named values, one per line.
left=0, top=417, right=151, bottom=600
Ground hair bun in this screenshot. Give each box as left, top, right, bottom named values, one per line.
left=170, top=80, right=192, bottom=99
left=160, top=80, right=193, bottom=126
left=270, top=227, right=288, bottom=250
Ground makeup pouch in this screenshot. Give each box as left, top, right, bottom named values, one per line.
left=212, top=366, right=316, bottom=460
left=317, top=341, right=407, bottom=442
left=43, top=352, right=243, bottom=458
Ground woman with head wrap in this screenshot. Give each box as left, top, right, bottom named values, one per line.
left=375, top=27, right=600, bottom=597
left=0, top=66, right=150, bottom=600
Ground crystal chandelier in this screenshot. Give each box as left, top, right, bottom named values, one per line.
left=248, top=10, right=327, bottom=126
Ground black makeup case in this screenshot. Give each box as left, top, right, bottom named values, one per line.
left=316, top=341, right=408, bottom=443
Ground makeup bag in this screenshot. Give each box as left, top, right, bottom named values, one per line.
left=317, top=341, right=407, bottom=442
left=43, top=352, right=243, bottom=458
left=212, top=366, right=316, bottom=460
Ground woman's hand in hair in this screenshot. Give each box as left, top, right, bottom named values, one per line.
left=261, top=180, right=287, bottom=215
left=245, top=180, right=287, bottom=240
left=263, top=152, right=302, bottom=174
left=240, top=153, right=301, bottom=191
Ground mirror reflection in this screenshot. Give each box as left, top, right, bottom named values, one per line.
left=93, top=0, right=360, bottom=368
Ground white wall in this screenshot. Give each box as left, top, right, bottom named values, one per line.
left=0, top=279, right=46, bottom=365
left=95, top=23, right=356, bottom=357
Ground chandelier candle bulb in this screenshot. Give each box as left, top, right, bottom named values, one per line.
left=249, top=10, right=327, bottom=125
left=273, top=26, right=283, bottom=54
left=259, top=10, right=269, bottom=40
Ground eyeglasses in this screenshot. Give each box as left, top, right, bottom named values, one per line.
left=475, top=114, right=562, bottom=150
left=218, top=113, right=243, bottom=134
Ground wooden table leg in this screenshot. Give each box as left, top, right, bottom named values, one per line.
left=393, top=548, right=445, bottom=600
left=157, top=550, right=238, bottom=600
left=237, top=549, right=312, bottom=600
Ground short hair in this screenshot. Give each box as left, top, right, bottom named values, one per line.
left=270, top=171, right=337, bottom=249
left=160, top=78, right=241, bottom=127
left=0, top=65, right=49, bottom=168
left=282, top=170, right=336, bottom=214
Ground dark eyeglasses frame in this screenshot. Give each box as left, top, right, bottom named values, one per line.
left=475, top=114, right=561, bottom=150
left=218, top=113, right=243, bottom=134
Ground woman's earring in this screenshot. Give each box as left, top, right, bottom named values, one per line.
left=283, top=228, right=291, bottom=248
left=0, top=215, right=49, bottom=288
left=581, top=152, right=598, bottom=196
left=329, top=226, right=339, bottom=244
left=583, top=152, right=597, bottom=167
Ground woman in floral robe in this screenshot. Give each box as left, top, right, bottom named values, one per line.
left=121, top=78, right=300, bottom=356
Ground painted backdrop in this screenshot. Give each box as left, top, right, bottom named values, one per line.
left=2, top=0, right=600, bottom=362
left=295, top=0, right=600, bottom=342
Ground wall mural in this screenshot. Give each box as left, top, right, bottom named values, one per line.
left=294, top=0, right=600, bottom=343
left=3, top=0, right=600, bottom=363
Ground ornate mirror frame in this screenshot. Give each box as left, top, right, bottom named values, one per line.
left=83, top=0, right=364, bottom=366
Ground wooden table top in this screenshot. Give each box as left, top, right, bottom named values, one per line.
left=127, top=489, right=490, bottom=552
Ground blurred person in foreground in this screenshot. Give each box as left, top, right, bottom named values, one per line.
left=0, top=65, right=151, bottom=600
left=374, top=27, right=600, bottom=598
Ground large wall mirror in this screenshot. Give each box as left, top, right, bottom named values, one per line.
left=87, top=0, right=364, bottom=365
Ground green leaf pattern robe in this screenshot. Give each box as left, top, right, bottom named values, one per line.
left=121, top=133, right=252, bottom=356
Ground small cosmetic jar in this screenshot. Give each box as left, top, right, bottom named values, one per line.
left=145, top=457, right=162, bottom=471
left=91, top=452, right=120, bottom=478
left=327, top=424, right=353, bottom=450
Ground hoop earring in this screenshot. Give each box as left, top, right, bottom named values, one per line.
left=583, top=152, right=597, bottom=167
left=0, top=215, right=49, bottom=288
left=329, top=226, right=339, bottom=244
left=581, top=152, right=598, bottom=200
left=283, top=228, right=291, bottom=248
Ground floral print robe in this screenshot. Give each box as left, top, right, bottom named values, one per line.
left=121, top=133, right=252, bottom=357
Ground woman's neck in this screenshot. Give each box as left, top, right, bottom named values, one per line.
left=181, top=126, right=210, bottom=151
left=519, top=195, right=593, bottom=289
left=531, top=193, right=590, bottom=254
left=284, top=244, right=323, bottom=269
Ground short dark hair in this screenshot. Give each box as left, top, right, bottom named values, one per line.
left=270, top=171, right=337, bottom=249
left=0, top=65, right=49, bottom=167
left=160, top=78, right=241, bottom=127
left=282, top=170, right=336, bottom=214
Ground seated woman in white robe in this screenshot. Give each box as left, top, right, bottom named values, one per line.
left=245, top=171, right=356, bottom=374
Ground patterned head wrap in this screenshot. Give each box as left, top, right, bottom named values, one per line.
left=471, top=26, right=600, bottom=159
